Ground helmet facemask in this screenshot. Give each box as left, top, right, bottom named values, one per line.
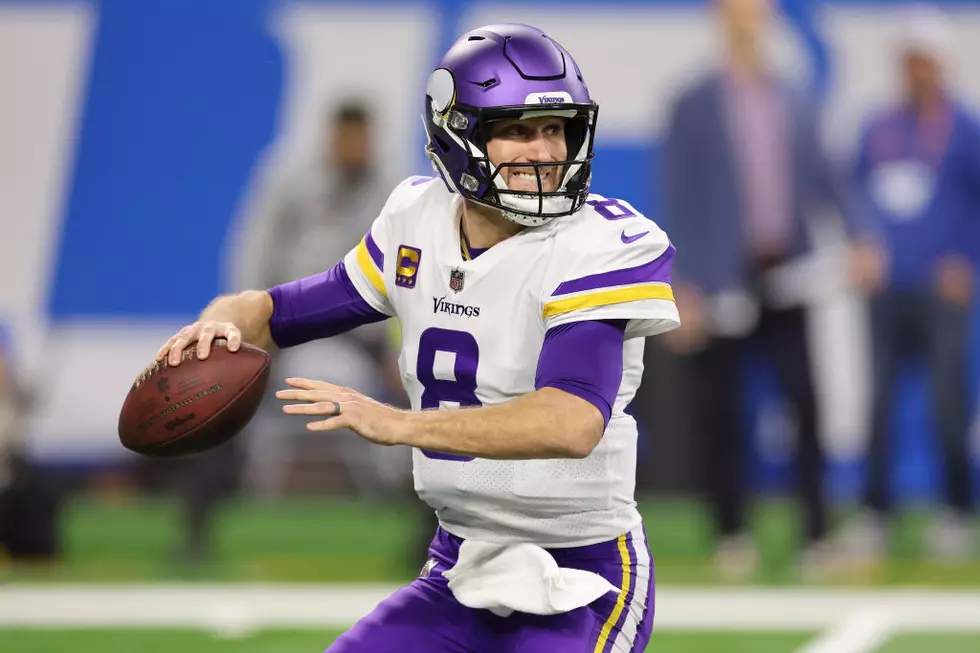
left=425, top=96, right=598, bottom=227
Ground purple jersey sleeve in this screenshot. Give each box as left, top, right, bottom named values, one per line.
left=534, top=319, right=627, bottom=427
left=268, top=260, right=388, bottom=348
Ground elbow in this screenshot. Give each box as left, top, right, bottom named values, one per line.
left=565, top=441, right=596, bottom=460
left=563, top=418, right=605, bottom=459
left=536, top=388, right=607, bottom=459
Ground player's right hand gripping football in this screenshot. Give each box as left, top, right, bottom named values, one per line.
left=155, top=321, right=242, bottom=366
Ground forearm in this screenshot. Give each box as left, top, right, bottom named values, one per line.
left=401, top=388, right=602, bottom=460
left=199, top=290, right=275, bottom=350
left=266, top=262, right=388, bottom=348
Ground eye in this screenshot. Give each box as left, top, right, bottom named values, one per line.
left=543, top=122, right=565, bottom=136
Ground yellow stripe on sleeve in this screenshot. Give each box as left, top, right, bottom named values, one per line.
left=593, top=534, right=632, bottom=653
left=542, top=283, right=674, bottom=319
left=355, top=237, right=387, bottom=297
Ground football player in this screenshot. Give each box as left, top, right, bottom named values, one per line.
left=158, top=23, right=679, bottom=653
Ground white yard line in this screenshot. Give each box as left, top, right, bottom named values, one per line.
left=0, top=586, right=978, bottom=635
left=654, top=588, right=980, bottom=631
left=0, top=584, right=399, bottom=630
left=791, top=611, right=896, bottom=653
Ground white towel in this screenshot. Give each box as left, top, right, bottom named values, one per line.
left=442, top=539, right=618, bottom=618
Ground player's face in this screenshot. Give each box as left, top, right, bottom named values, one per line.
left=717, top=0, right=773, bottom=44
left=331, top=120, right=370, bottom=171
left=903, top=51, right=943, bottom=103
left=485, top=116, right=567, bottom=193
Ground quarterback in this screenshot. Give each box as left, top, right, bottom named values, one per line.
left=157, top=23, right=679, bottom=653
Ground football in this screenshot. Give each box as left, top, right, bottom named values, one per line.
left=118, top=339, right=271, bottom=457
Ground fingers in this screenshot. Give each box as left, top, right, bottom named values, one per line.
left=158, top=322, right=243, bottom=366
left=275, top=387, right=344, bottom=403
left=276, top=390, right=340, bottom=404
left=284, top=377, right=341, bottom=391
left=276, top=379, right=356, bottom=407
left=306, top=414, right=351, bottom=432
left=225, top=325, right=242, bottom=352
left=167, top=325, right=198, bottom=366
left=281, top=400, right=350, bottom=432
left=281, top=401, right=341, bottom=416
left=276, top=380, right=366, bottom=434
left=196, top=323, right=216, bottom=360
left=155, top=332, right=182, bottom=362
left=199, top=324, right=242, bottom=359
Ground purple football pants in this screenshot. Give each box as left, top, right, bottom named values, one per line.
left=327, top=525, right=655, bottom=653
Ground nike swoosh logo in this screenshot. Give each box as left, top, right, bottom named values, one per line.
left=621, top=230, right=649, bottom=244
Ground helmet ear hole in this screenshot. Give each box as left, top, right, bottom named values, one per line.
left=432, top=133, right=452, bottom=155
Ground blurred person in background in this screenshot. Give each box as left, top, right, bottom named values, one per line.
left=133, top=100, right=408, bottom=564
left=839, top=5, right=980, bottom=563
left=230, top=97, right=406, bottom=500
left=0, top=323, right=59, bottom=562
left=235, top=99, right=394, bottom=295
left=662, top=0, right=870, bottom=579
left=226, top=97, right=422, bottom=563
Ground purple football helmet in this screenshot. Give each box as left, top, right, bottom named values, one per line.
left=423, top=24, right=598, bottom=226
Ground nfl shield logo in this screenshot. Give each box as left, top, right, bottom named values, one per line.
left=419, top=558, right=437, bottom=579
left=449, top=268, right=465, bottom=293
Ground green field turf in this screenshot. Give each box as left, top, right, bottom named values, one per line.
left=0, top=629, right=814, bottom=653
left=1, top=629, right=977, bottom=653
left=3, top=495, right=978, bottom=586
left=2, top=496, right=977, bottom=653
left=876, top=634, right=980, bottom=652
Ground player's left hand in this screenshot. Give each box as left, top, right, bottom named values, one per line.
left=276, top=377, right=407, bottom=446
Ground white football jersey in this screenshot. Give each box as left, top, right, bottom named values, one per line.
left=343, top=176, right=680, bottom=547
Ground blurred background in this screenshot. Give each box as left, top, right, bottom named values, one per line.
left=2, top=0, right=980, bottom=651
